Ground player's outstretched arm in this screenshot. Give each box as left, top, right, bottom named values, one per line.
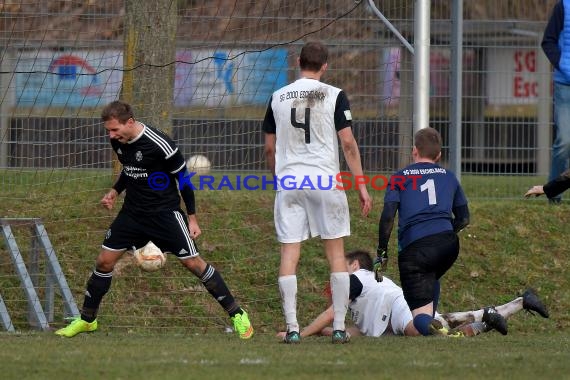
left=301, top=305, right=334, bottom=337
left=276, top=305, right=335, bottom=339
left=277, top=305, right=334, bottom=338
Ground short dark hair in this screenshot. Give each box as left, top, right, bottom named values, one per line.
left=299, top=41, right=328, bottom=72
left=345, top=250, right=373, bottom=271
left=414, top=127, right=442, bottom=160
left=101, top=100, right=134, bottom=123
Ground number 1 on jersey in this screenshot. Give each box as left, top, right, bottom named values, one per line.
left=420, top=178, right=437, bottom=205
left=291, top=107, right=311, bottom=143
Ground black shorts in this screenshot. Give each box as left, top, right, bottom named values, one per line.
left=102, top=209, right=199, bottom=259
left=398, top=231, right=459, bottom=310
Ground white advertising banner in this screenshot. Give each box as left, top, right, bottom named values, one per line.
left=486, top=47, right=539, bottom=105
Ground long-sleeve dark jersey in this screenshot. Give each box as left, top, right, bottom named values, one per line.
left=111, top=124, right=195, bottom=215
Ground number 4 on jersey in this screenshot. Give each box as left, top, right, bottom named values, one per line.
left=291, top=107, right=311, bottom=143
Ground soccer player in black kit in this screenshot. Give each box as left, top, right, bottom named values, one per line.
left=55, top=100, right=253, bottom=339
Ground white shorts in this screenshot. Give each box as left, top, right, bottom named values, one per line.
left=274, top=188, right=350, bottom=243
left=387, top=294, right=413, bottom=335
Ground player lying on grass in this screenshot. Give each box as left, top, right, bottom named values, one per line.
left=525, top=169, right=570, bottom=199
left=277, top=250, right=549, bottom=339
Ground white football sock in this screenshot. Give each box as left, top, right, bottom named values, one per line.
left=494, top=297, right=524, bottom=319
left=330, top=272, right=349, bottom=332
left=278, top=275, right=299, bottom=332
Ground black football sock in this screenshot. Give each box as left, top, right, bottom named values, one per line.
left=81, top=269, right=113, bottom=322
left=200, top=264, right=240, bottom=316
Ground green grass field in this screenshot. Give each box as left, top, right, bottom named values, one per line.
left=1, top=331, right=569, bottom=380
left=1, top=169, right=569, bottom=379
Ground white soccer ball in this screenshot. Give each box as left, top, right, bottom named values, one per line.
left=186, top=154, right=211, bottom=174
left=134, top=241, right=166, bottom=272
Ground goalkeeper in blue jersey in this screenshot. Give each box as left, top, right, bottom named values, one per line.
left=375, top=127, right=470, bottom=337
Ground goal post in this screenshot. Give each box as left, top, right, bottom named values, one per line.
left=367, top=0, right=432, bottom=166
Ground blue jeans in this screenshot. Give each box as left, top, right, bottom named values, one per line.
left=551, top=82, right=570, bottom=199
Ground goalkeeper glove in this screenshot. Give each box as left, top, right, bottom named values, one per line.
left=374, top=248, right=388, bottom=282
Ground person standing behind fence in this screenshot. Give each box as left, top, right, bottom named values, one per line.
left=542, top=0, right=570, bottom=204
left=375, top=127, right=470, bottom=337
left=263, top=41, right=372, bottom=344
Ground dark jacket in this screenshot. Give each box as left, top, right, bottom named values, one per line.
left=544, top=169, right=570, bottom=198
left=542, top=1, right=570, bottom=84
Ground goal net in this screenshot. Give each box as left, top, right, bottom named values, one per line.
left=0, top=0, right=413, bottom=332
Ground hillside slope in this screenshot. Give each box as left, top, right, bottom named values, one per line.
left=1, top=174, right=567, bottom=333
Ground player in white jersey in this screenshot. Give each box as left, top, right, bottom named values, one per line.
left=263, top=41, right=372, bottom=344
left=345, top=264, right=415, bottom=337
left=277, top=250, right=549, bottom=339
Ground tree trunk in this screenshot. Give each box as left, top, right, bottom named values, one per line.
left=122, top=0, right=177, bottom=135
